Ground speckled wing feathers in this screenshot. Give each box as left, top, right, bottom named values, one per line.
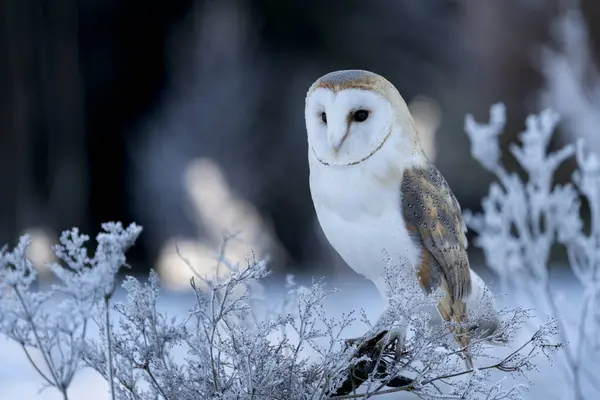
left=401, top=162, right=473, bottom=364
left=401, top=163, right=472, bottom=302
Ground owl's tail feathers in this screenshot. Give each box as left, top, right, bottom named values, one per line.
left=437, top=297, right=473, bottom=369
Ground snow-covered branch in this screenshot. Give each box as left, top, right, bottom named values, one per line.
left=464, top=104, right=600, bottom=400
left=0, top=219, right=560, bottom=399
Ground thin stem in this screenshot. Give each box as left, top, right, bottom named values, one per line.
left=209, top=287, right=220, bottom=393
left=542, top=283, right=578, bottom=379
left=145, top=366, right=169, bottom=399
left=20, top=343, right=54, bottom=386
left=573, top=292, right=591, bottom=400
left=13, top=286, right=62, bottom=387
left=104, top=295, right=116, bottom=400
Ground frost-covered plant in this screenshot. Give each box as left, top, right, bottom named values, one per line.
left=8, top=110, right=587, bottom=399
left=0, top=221, right=561, bottom=399
left=0, top=222, right=142, bottom=399
left=464, top=103, right=600, bottom=400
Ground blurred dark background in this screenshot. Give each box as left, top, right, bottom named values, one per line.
left=2, top=0, right=599, bottom=286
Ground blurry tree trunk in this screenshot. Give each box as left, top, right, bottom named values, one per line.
left=40, top=0, right=87, bottom=233
left=580, top=0, right=600, bottom=67
left=2, top=0, right=38, bottom=244
left=1, top=0, right=87, bottom=245
left=450, top=0, right=559, bottom=206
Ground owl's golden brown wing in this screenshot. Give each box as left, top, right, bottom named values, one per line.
left=401, top=162, right=473, bottom=362
left=401, top=162, right=471, bottom=301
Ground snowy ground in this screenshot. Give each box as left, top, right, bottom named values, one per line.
left=0, top=267, right=596, bottom=399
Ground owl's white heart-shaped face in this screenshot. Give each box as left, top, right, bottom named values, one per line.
left=305, top=88, right=394, bottom=166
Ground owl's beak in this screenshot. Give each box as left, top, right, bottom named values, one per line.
left=328, top=127, right=349, bottom=154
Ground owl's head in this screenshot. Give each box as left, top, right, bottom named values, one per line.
left=304, top=69, right=423, bottom=167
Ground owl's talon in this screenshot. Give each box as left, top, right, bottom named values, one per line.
left=378, top=327, right=407, bottom=360
left=345, top=326, right=406, bottom=360
left=344, top=329, right=387, bottom=351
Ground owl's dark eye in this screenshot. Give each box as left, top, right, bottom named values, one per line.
left=321, top=112, right=327, bottom=124
left=352, top=110, right=370, bottom=122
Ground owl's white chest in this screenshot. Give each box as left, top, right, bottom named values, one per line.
left=309, top=158, right=420, bottom=298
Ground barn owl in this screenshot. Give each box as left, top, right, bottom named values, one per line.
left=305, top=69, right=500, bottom=366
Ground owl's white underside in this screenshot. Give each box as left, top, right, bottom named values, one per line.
left=308, top=133, right=494, bottom=319
left=309, top=131, right=422, bottom=302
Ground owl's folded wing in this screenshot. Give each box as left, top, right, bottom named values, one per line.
left=400, top=162, right=472, bottom=303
